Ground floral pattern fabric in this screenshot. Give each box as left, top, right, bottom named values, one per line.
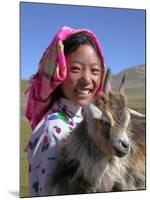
left=26, top=98, right=83, bottom=196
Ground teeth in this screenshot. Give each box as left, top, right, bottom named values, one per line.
left=76, top=89, right=90, bottom=95
left=81, top=90, right=89, bottom=95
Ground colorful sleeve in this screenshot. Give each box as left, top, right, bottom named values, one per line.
left=26, top=119, right=60, bottom=196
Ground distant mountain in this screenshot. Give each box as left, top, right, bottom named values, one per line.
left=110, top=64, right=145, bottom=112
left=111, top=64, right=145, bottom=90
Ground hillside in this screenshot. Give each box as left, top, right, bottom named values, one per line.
left=111, top=64, right=145, bottom=113
left=111, top=64, right=145, bottom=90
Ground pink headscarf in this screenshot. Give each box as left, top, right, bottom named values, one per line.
left=25, top=26, right=105, bottom=129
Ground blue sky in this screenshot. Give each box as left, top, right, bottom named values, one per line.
left=20, top=2, right=145, bottom=79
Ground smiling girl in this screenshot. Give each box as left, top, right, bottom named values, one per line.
left=25, top=27, right=105, bottom=196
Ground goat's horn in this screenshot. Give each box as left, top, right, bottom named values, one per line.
left=103, top=68, right=111, bottom=95
left=119, top=72, right=127, bottom=93
left=105, top=110, right=114, bottom=126
left=128, top=108, right=145, bottom=117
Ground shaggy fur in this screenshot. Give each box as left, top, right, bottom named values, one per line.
left=47, top=85, right=145, bottom=195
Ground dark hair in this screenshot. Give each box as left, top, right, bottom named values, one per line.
left=48, top=85, right=66, bottom=109
left=63, top=31, right=102, bottom=62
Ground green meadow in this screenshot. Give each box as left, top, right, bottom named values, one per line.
left=20, top=78, right=146, bottom=197
left=125, top=87, right=145, bottom=113
left=20, top=79, right=31, bottom=197
left=20, top=118, right=31, bottom=197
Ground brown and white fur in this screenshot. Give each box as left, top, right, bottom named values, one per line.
left=47, top=69, right=145, bottom=195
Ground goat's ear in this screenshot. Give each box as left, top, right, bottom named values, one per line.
left=85, top=103, right=102, bottom=121
left=128, top=108, right=145, bottom=117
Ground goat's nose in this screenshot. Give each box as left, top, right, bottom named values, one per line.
left=112, top=139, right=130, bottom=157
left=119, top=139, right=129, bottom=150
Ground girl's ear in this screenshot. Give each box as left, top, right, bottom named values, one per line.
left=85, top=103, right=102, bottom=122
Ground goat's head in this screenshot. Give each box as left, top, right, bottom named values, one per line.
left=85, top=68, right=145, bottom=158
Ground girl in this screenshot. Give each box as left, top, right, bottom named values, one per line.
left=25, top=26, right=105, bottom=196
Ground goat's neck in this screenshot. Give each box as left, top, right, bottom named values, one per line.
left=64, top=121, right=110, bottom=181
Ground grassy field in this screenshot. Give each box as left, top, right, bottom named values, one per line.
left=20, top=118, right=31, bottom=197
left=20, top=80, right=31, bottom=197
left=125, top=87, right=145, bottom=113
left=20, top=80, right=146, bottom=197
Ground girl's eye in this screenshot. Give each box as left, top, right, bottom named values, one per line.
left=91, top=68, right=100, bottom=75
left=70, top=66, right=81, bottom=73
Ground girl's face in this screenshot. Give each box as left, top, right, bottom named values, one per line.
left=61, top=44, right=102, bottom=107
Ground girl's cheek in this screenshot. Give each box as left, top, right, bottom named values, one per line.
left=62, top=75, right=78, bottom=87
left=68, top=73, right=81, bottom=82
left=94, top=75, right=101, bottom=86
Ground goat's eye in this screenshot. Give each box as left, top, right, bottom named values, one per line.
left=100, top=120, right=110, bottom=138
left=101, top=120, right=110, bottom=129
left=104, top=121, right=110, bottom=129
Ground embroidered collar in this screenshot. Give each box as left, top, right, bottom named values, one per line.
left=51, top=98, right=83, bottom=119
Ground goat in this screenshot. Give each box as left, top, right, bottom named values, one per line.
left=47, top=69, right=145, bottom=195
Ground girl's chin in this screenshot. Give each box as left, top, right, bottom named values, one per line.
left=71, top=90, right=96, bottom=107
left=72, top=97, right=93, bottom=107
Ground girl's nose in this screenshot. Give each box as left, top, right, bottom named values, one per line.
left=81, top=69, right=92, bottom=85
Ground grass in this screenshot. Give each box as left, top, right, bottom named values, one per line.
left=20, top=118, right=31, bottom=197
left=125, top=87, right=145, bottom=113
left=21, top=79, right=29, bottom=93
left=20, top=80, right=146, bottom=197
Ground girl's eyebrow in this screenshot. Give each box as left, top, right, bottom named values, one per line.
left=90, top=63, right=101, bottom=67
left=71, top=60, right=83, bottom=65
left=71, top=60, right=100, bottom=67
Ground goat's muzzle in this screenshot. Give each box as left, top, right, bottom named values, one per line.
left=111, top=138, right=130, bottom=157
